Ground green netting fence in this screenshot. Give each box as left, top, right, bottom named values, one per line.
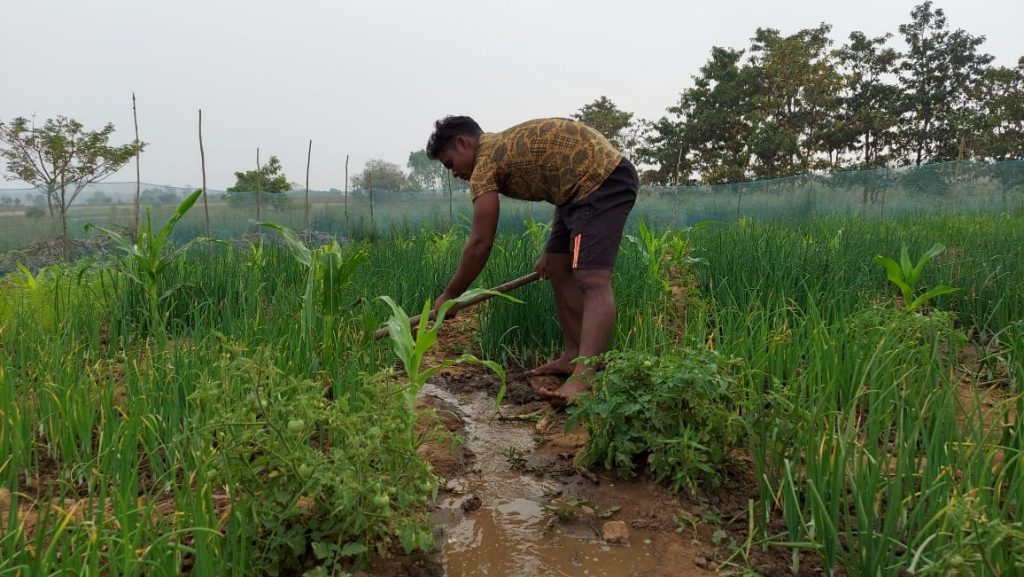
left=1, top=159, right=1021, bottom=265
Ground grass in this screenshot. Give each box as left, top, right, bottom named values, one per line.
left=0, top=209, right=1022, bottom=574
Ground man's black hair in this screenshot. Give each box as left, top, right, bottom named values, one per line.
left=426, top=116, right=483, bottom=160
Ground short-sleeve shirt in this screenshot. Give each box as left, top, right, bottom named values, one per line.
left=469, top=118, right=623, bottom=206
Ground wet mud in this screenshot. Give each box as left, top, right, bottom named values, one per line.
left=412, top=369, right=715, bottom=577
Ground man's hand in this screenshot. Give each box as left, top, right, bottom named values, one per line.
left=534, top=253, right=550, bottom=281
left=432, top=293, right=458, bottom=321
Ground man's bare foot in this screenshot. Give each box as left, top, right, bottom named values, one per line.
left=530, top=356, right=575, bottom=378
left=537, top=378, right=591, bottom=408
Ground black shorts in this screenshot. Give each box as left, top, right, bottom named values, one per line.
left=545, top=158, right=638, bottom=270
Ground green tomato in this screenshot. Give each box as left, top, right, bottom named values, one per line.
left=298, top=464, right=313, bottom=477
left=206, top=468, right=219, bottom=481
left=948, top=554, right=965, bottom=568
left=287, top=419, right=305, bottom=433
left=372, top=494, right=391, bottom=508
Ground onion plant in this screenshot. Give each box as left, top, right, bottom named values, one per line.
left=84, top=188, right=210, bottom=339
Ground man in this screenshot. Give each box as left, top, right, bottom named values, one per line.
left=426, top=116, right=638, bottom=404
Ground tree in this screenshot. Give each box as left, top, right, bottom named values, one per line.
left=968, top=58, right=1024, bottom=161
left=834, top=31, right=901, bottom=167
left=634, top=116, right=692, bottom=185
left=571, top=96, right=643, bottom=158
left=746, top=24, right=842, bottom=178
left=673, top=46, right=757, bottom=183
left=351, top=159, right=412, bottom=199
left=896, top=2, right=993, bottom=166
left=227, top=156, right=291, bottom=193
left=0, top=115, right=144, bottom=256
left=406, top=149, right=447, bottom=191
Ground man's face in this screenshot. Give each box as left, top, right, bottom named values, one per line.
left=437, top=135, right=476, bottom=181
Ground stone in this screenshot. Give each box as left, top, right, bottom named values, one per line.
left=601, top=520, right=630, bottom=544
left=460, top=493, right=482, bottom=513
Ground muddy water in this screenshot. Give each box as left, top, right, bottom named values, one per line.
left=422, top=382, right=658, bottom=577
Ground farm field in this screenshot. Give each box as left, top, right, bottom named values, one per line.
left=1, top=199, right=1022, bottom=576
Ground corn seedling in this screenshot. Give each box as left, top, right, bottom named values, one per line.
left=380, top=290, right=513, bottom=423
left=256, top=221, right=368, bottom=338
left=85, top=188, right=211, bottom=338
left=873, top=243, right=959, bottom=312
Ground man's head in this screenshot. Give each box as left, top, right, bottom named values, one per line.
left=426, top=116, right=482, bottom=180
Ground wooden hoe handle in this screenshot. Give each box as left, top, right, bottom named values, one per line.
left=373, top=271, right=541, bottom=340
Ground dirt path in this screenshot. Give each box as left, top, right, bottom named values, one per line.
left=360, top=317, right=838, bottom=577
left=415, top=369, right=713, bottom=577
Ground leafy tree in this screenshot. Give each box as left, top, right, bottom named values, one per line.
left=634, top=116, right=692, bottom=185
left=0, top=115, right=144, bottom=256
left=227, top=156, right=291, bottom=193
left=746, top=24, right=842, bottom=178
left=406, top=149, right=446, bottom=191
left=571, top=96, right=644, bottom=158
left=835, top=31, right=901, bottom=167
left=896, top=1, right=993, bottom=166
left=674, top=46, right=757, bottom=183
left=351, top=159, right=412, bottom=198
left=969, top=58, right=1024, bottom=161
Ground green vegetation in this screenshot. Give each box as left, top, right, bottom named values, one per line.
left=1, top=199, right=1022, bottom=575
left=0, top=115, right=144, bottom=255
left=568, top=348, right=747, bottom=493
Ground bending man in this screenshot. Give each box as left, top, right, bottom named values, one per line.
left=427, top=116, right=638, bottom=404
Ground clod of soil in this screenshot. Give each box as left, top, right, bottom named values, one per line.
left=602, top=520, right=630, bottom=544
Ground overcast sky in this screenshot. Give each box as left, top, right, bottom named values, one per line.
left=2, top=0, right=1021, bottom=191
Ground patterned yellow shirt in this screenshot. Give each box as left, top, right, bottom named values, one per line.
left=469, top=118, right=623, bottom=205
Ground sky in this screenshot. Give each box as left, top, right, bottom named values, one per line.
left=1, top=0, right=1021, bottom=192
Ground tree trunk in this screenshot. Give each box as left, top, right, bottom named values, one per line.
left=60, top=177, right=70, bottom=259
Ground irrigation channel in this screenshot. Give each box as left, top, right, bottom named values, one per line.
left=417, top=380, right=704, bottom=577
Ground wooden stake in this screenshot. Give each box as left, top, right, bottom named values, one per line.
left=305, top=139, right=312, bottom=241
left=344, top=154, right=349, bottom=238
left=256, top=147, right=262, bottom=223
left=368, top=170, right=374, bottom=235
left=199, top=109, right=210, bottom=237
left=446, top=170, right=454, bottom=229
left=132, top=92, right=141, bottom=235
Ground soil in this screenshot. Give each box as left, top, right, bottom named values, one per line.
left=362, top=318, right=838, bottom=577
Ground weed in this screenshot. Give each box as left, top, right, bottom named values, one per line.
left=568, top=348, right=747, bottom=493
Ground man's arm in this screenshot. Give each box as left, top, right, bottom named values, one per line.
left=434, top=191, right=500, bottom=312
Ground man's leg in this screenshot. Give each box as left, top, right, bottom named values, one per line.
left=532, top=252, right=582, bottom=376
left=541, top=269, right=614, bottom=400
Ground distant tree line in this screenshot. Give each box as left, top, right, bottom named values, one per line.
left=575, top=2, right=1022, bottom=185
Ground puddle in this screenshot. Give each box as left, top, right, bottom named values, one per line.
left=422, top=382, right=659, bottom=577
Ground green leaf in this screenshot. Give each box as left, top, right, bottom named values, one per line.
left=908, top=285, right=959, bottom=312
left=339, top=542, right=367, bottom=557
left=255, top=221, right=311, bottom=267
left=909, top=243, right=945, bottom=287
left=873, top=255, right=913, bottom=303
left=156, top=189, right=203, bottom=246
left=311, top=541, right=335, bottom=559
